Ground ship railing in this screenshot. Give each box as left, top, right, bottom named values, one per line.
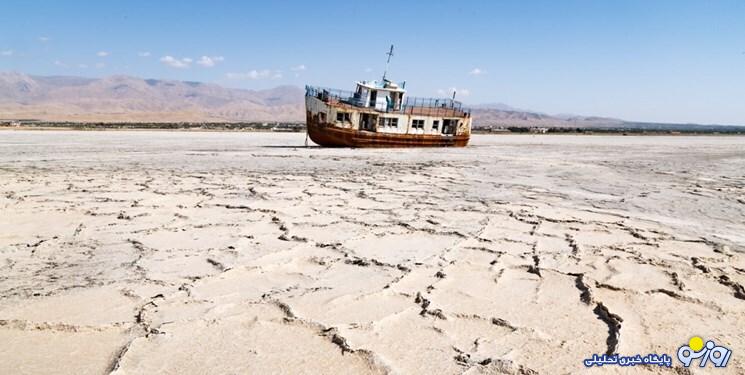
left=402, top=97, right=471, bottom=117
left=305, top=85, right=471, bottom=117
left=305, top=86, right=366, bottom=107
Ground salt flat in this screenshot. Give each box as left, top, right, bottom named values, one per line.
left=1, top=131, right=744, bottom=374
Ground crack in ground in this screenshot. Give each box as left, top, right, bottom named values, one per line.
left=568, top=272, right=623, bottom=356
left=452, top=345, right=539, bottom=374
left=593, top=303, right=623, bottom=356
left=718, top=275, right=745, bottom=300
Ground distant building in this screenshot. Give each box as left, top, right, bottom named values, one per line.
left=529, top=127, right=549, bottom=134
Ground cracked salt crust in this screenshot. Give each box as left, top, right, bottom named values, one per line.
left=0, top=132, right=744, bottom=374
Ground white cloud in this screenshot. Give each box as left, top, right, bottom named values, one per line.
left=196, top=55, right=224, bottom=67
left=97, top=51, right=109, bottom=57
left=53, top=60, right=66, bottom=67
left=226, top=69, right=283, bottom=80
left=78, top=64, right=88, bottom=69
left=1, top=50, right=12, bottom=56
left=38, top=36, right=50, bottom=43
left=291, top=64, right=306, bottom=77
left=468, top=68, right=484, bottom=76
left=95, top=62, right=106, bottom=69
left=469, top=68, right=483, bottom=76
left=160, top=55, right=192, bottom=68
left=138, top=51, right=151, bottom=57
left=437, top=87, right=470, bottom=98
left=364, top=67, right=373, bottom=73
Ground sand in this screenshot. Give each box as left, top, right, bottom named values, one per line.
left=0, top=131, right=744, bottom=374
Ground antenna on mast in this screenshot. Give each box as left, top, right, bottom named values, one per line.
left=382, top=44, right=394, bottom=81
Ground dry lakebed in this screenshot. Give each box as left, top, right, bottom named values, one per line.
left=1, top=131, right=744, bottom=374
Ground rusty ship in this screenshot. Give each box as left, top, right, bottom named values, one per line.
left=305, top=46, right=472, bottom=147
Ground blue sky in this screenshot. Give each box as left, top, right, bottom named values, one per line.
left=1, top=0, right=744, bottom=124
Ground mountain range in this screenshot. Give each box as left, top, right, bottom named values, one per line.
left=0, top=72, right=304, bottom=123
left=0, top=72, right=738, bottom=130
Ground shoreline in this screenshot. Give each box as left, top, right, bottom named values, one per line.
left=2, top=125, right=744, bottom=136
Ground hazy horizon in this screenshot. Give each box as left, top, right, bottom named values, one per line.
left=1, top=0, right=744, bottom=125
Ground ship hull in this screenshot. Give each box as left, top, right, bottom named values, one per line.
left=306, top=112, right=469, bottom=148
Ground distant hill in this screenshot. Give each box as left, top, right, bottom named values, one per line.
left=1, top=72, right=743, bottom=132
left=470, top=105, right=625, bottom=129
left=470, top=105, right=744, bottom=132
left=0, top=72, right=304, bottom=122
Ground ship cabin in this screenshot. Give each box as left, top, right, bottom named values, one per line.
left=305, top=79, right=472, bottom=138
left=354, top=79, right=406, bottom=112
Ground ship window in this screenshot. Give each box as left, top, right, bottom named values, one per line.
left=432, top=120, right=440, bottom=130
left=379, top=117, right=398, bottom=128
left=442, top=119, right=457, bottom=134
left=412, top=119, right=425, bottom=129
left=336, top=112, right=351, bottom=122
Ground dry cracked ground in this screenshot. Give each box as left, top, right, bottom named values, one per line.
left=1, top=131, right=744, bottom=374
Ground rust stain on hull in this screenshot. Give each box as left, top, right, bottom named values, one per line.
left=306, top=113, right=469, bottom=148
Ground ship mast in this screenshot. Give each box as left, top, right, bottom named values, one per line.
left=382, top=44, right=394, bottom=82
